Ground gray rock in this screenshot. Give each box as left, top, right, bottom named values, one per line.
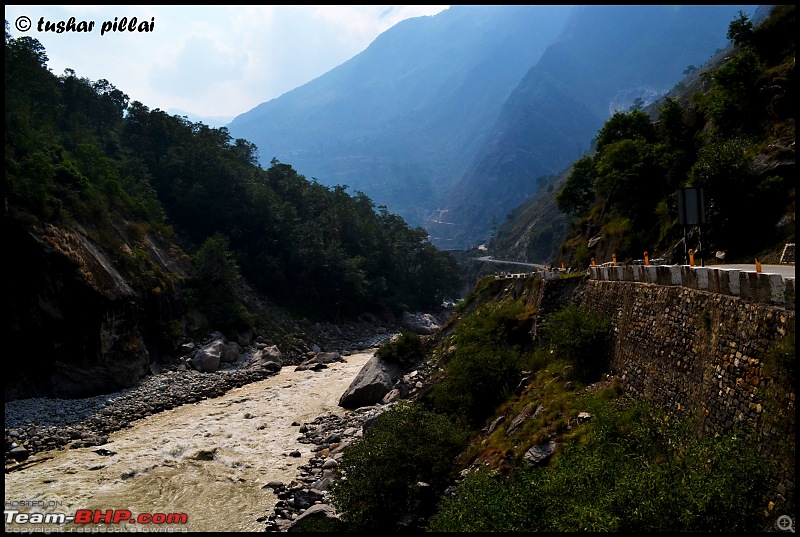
left=286, top=504, right=338, bottom=532
left=221, top=342, right=241, bottom=363
left=401, top=311, right=441, bottom=335
left=8, top=446, right=29, bottom=461
left=293, top=488, right=324, bottom=510
left=192, top=340, right=224, bottom=372
left=338, top=355, right=403, bottom=409
left=250, top=346, right=283, bottom=371
left=524, top=440, right=558, bottom=464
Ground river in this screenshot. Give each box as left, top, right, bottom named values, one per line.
left=4, top=351, right=374, bottom=533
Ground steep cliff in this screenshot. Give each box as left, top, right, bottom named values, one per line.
left=6, top=218, right=192, bottom=400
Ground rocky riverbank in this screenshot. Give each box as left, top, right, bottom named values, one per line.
left=5, top=367, right=278, bottom=465
left=4, top=317, right=398, bottom=468
left=261, top=404, right=391, bottom=531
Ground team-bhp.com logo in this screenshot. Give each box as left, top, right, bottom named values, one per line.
left=6, top=508, right=188, bottom=528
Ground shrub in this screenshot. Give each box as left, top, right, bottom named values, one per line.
left=538, top=304, right=611, bottom=382
left=573, top=242, right=591, bottom=271
left=426, top=465, right=530, bottom=532
left=330, top=401, right=467, bottom=531
left=185, top=232, right=254, bottom=334
left=374, top=330, right=423, bottom=367
left=426, top=299, right=534, bottom=426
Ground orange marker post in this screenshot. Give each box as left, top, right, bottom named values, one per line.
left=688, top=249, right=695, bottom=267
left=591, top=258, right=596, bottom=267
left=644, top=251, right=650, bottom=266
left=612, top=253, right=617, bottom=266
left=756, top=259, right=762, bottom=273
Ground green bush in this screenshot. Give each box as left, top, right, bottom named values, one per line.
left=573, top=242, right=591, bottom=271
left=429, top=345, right=524, bottom=427
left=375, top=330, right=423, bottom=367
left=426, top=299, right=534, bottom=426
left=425, top=465, right=531, bottom=532
left=700, top=49, right=763, bottom=135
left=330, top=401, right=467, bottom=532
left=185, top=232, right=254, bottom=334
left=538, top=304, right=611, bottom=382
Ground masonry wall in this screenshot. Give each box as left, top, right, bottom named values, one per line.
left=580, top=279, right=795, bottom=514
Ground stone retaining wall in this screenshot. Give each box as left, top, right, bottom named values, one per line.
left=580, top=279, right=795, bottom=515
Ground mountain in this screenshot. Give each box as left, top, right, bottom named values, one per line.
left=227, top=5, right=757, bottom=250
left=227, top=5, right=576, bottom=225
left=431, top=4, right=759, bottom=248
left=167, top=108, right=233, bottom=129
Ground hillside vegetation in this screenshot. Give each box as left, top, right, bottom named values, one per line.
left=5, top=22, right=462, bottom=319
left=490, top=5, right=794, bottom=268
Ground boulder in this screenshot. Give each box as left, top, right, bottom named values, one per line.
left=338, top=355, right=403, bottom=409
left=401, top=311, right=441, bottom=335
left=287, top=504, right=339, bottom=532
left=221, top=342, right=241, bottom=363
left=249, top=345, right=283, bottom=371
left=524, top=440, right=558, bottom=464
left=192, top=340, right=224, bottom=372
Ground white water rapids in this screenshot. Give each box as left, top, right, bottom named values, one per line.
left=5, top=351, right=374, bottom=533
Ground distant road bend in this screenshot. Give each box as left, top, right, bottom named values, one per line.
left=477, top=256, right=547, bottom=270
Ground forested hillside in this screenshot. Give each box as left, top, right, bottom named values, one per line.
left=4, top=22, right=460, bottom=397
left=4, top=22, right=461, bottom=315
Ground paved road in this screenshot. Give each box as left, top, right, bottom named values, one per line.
left=703, top=264, right=795, bottom=279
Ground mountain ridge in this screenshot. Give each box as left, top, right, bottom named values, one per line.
left=489, top=4, right=793, bottom=270
left=432, top=4, right=758, bottom=248
left=228, top=5, right=757, bottom=248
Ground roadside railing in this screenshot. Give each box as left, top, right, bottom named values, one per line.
left=588, top=263, right=794, bottom=308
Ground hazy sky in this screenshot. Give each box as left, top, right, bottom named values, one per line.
left=5, top=5, right=449, bottom=124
